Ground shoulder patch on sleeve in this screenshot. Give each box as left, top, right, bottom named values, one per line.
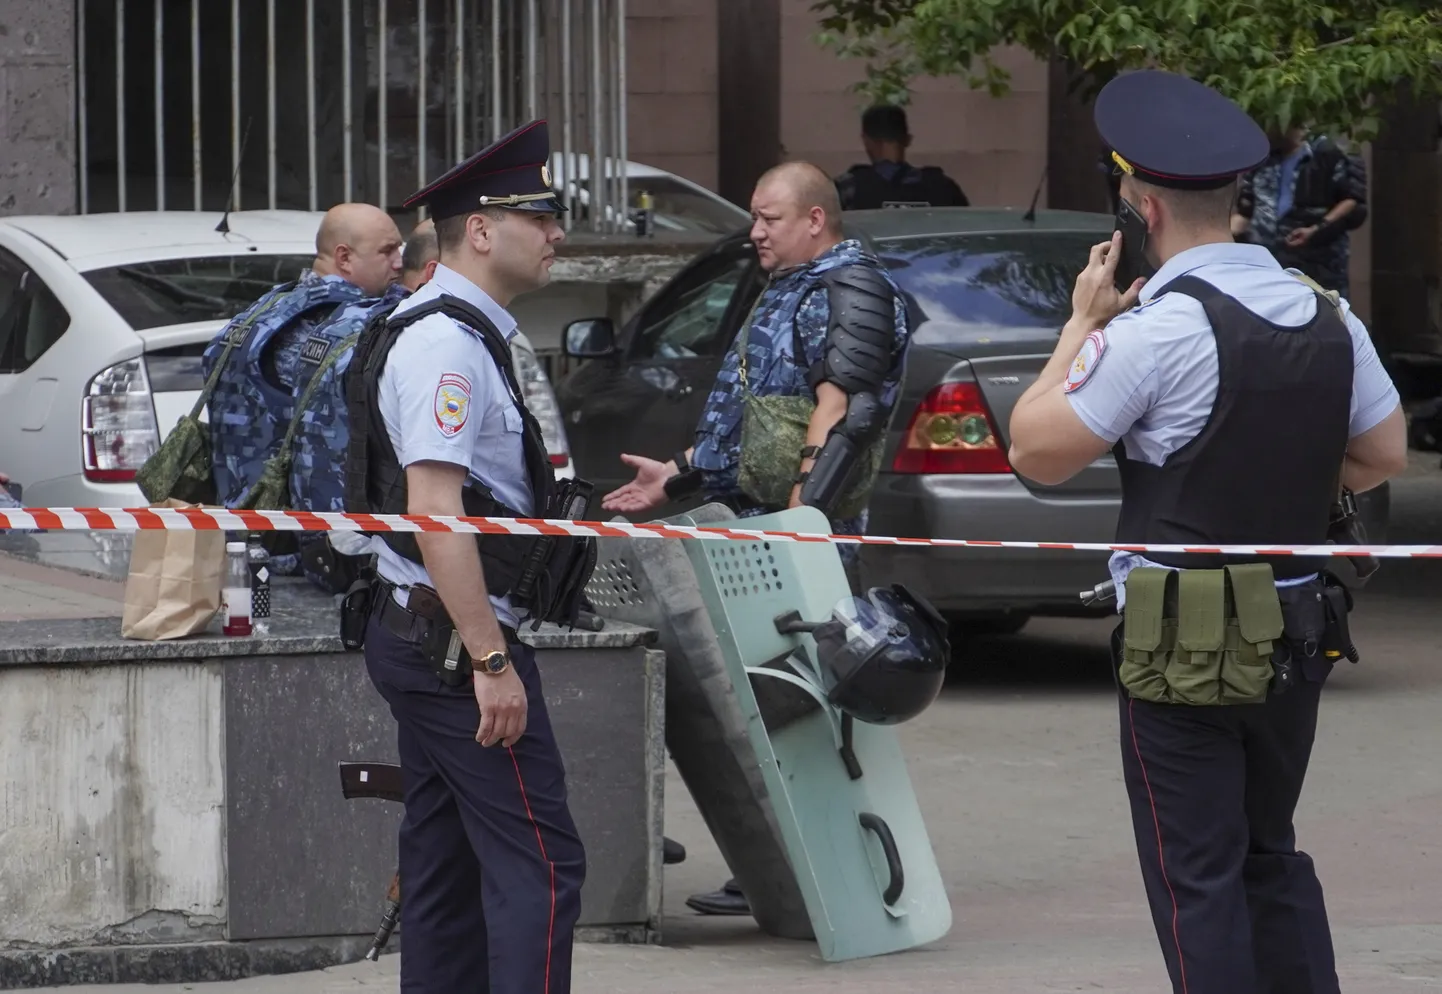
left=1064, top=329, right=1108, bottom=394
left=433, top=372, right=473, bottom=437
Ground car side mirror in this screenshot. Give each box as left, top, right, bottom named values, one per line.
left=563, top=318, right=617, bottom=358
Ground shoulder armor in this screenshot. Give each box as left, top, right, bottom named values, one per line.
left=813, top=264, right=898, bottom=395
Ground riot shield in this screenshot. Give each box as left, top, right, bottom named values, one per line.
left=584, top=503, right=814, bottom=940
left=674, top=505, right=952, bottom=962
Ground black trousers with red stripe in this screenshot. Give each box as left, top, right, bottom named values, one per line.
left=1112, top=627, right=1340, bottom=994
left=365, top=615, right=586, bottom=994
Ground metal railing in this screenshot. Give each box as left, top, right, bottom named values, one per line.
left=76, top=0, right=629, bottom=231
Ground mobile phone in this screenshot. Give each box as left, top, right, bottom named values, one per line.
left=1112, top=198, right=1155, bottom=293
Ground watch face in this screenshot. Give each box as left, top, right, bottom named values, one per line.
left=484, top=651, right=508, bottom=673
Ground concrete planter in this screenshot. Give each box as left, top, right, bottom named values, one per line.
left=0, top=581, right=664, bottom=989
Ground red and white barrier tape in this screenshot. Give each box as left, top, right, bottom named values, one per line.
left=0, top=506, right=1438, bottom=559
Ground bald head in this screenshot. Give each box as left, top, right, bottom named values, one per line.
left=748, top=160, right=845, bottom=272
left=312, top=203, right=404, bottom=296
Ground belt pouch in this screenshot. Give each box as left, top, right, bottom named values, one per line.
left=1221, top=563, right=1283, bottom=704
left=1169, top=569, right=1227, bottom=705
left=420, top=619, right=471, bottom=687
left=1119, top=567, right=1176, bottom=703
left=1320, top=576, right=1359, bottom=664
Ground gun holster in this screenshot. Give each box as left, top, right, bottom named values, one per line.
left=339, top=570, right=378, bottom=652
left=304, top=536, right=370, bottom=595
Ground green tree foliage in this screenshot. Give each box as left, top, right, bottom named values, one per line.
left=810, top=0, right=1442, bottom=141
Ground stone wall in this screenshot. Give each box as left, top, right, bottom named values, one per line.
left=0, top=1, right=76, bottom=216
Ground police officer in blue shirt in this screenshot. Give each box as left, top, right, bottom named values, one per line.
left=1008, top=71, right=1408, bottom=994
left=345, top=120, right=591, bottom=994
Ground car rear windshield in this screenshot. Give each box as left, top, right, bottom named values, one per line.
left=876, top=231, right=1100, bottom=329
left=83, top=254, right=314, bottom=331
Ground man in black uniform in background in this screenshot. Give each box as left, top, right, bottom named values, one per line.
left=834, top=105, right=970, bottom=210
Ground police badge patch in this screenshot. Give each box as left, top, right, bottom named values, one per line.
left=1064, top=330, right=1107, bottom=394
left=433, top=372, right=472, bottom=437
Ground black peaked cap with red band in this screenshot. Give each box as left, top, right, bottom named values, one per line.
left=1094, top=70, right=1269, bottom=191
left=403, top=119, right=566, bottom=220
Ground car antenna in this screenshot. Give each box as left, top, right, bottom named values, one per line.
left=1021, top=165, right=1048, bottom=223
left=215, top=116, right=254, bottom=235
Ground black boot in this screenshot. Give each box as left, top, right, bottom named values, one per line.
left=663, top=836, right=687, bottom=865
left=684, top=877, right=752, bottom=916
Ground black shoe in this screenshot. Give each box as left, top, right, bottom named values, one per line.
left=684, top=877, right=752, bottom=916
left=663, top=836, right=687, bottom=865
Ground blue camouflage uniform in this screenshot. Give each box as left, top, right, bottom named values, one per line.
left=689, top=238, right=910, bottom=554
left=203, top=269, right=405, bottom=574
left=1235, top=135, right=1367, bottom=297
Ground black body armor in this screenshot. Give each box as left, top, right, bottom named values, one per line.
left=344, top=295, right=596, bottom=628
left=1113, top=275, right=1354, bottom=579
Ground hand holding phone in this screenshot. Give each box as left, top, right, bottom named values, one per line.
left=1112, top=198, right=1156, bottom=293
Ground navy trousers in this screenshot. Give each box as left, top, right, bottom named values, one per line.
left=364, top=614, right=586, bottom=994
left=1112, top=628, right=1339, bottom=994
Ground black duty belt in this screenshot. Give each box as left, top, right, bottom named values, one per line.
left=370, top=578, right=519, bottom=647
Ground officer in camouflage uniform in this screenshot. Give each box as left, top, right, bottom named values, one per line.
left=601, top=159, right=912, bottom=918
left=203, top=203, right=404, bottom=576
left=1231, top=127, right=1368, bottom=298
left=834, top=105, right=969, bottom=210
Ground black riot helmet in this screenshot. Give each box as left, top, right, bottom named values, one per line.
left=810, top=584, right=950, bottom=725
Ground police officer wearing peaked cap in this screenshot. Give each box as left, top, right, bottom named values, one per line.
left=349, top=120, right=588, bottom=994
left=1007, top=71, right=1408, bottom=993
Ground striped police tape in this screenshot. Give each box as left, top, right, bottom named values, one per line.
left=0, top=506, right=1439, bottom=559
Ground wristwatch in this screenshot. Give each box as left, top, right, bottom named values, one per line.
left=663, top=449, right=704, bottom=500
left=474, top=649, right=511, bottom=676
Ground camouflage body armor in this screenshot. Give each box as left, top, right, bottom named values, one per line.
left=202, top=273, right=403, bottom=575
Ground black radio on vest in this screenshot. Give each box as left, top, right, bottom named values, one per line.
left=343, top=294, right=597, bottom=629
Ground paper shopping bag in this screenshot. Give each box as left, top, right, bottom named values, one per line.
left=120, top=499, right=226, bottom=641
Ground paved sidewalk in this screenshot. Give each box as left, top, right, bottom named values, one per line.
left=0, top=552, right=124, bottom=621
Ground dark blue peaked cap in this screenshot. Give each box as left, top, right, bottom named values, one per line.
left=1095, top=70, right=1269, bottom=190
left=404, top=119, right=566, bottom=220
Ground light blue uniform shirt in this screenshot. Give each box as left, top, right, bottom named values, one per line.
left=372, top=263, right=534, bottom=628
left=1063, top=242, right=1400, bottom=610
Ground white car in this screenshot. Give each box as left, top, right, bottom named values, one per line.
left=0, top=209, right=574, bottom=511
left=547, top=153, right=750, bottom=235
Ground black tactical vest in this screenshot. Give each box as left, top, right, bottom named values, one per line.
left=344, top=295, right=596, bottom=627
left=1114, top=275, right=1353, bottom=579
left=837, top=163, right=968, bottom=210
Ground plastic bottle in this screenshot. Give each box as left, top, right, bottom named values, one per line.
left=222, top=540, right=253, bottom=637
left=247, top=534, right=272, bottom=636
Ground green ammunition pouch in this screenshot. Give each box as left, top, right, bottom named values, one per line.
left=1119, top=564, right=1285, bottom=706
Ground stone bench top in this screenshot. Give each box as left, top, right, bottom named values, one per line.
left=0, top=577, right=657, bottom=666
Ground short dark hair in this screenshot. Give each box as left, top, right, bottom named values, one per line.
left=433, top=207, right=510, bottom=255
left=861, top=104, right=909, bottom=142
left=1132, top=177, right=1240, bottom=230
left=401, top=226, right=438, bottom=274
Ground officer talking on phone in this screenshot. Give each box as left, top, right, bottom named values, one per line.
left=344, top=120, right=594, bottom=994
left=1007, top=71, right=1407, bottom=993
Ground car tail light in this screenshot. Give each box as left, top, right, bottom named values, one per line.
left=511, top=344, right=571, bottom=469
left=82, top=358, right=160, bottom=483
left=891, top=381, right=1011, bottom=474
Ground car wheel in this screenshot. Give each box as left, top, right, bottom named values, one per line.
left=947, top=612, right=1031, bottom=638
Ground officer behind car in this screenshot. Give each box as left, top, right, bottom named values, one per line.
left=203, top=203, right=405, bottom=576
left=344, top=120, right=590, bottom=994
left=1007, top=70, right=1408, bottom=993
left=834, top=105, right=969, bottom=210
left=400, top=216, right=440, bottom=291
left=601, top=159, right=912, bottom=917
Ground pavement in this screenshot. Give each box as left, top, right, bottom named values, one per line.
left=5, top=454, right=1442, bottom=993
